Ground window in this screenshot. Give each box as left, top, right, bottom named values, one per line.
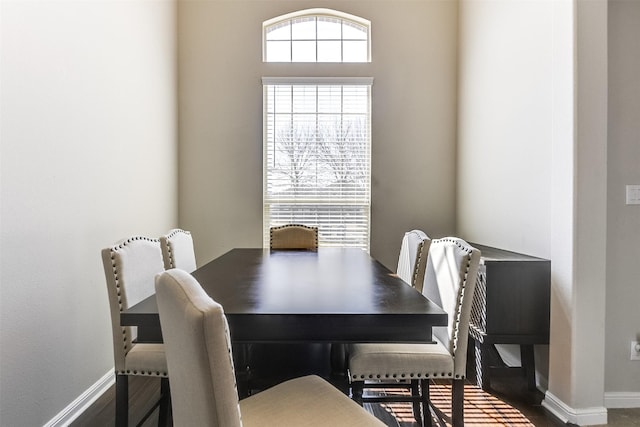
left=263, top=9, right=370, bottom=63
left=263, top=77, right=372, bottom=250
left=262, top=9, right=372, bottom=250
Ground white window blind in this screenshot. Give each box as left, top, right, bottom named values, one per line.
left=263, top=77, right=372, bottom=250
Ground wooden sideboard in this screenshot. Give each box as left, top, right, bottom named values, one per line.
left=467, top=243, right=551, bottom=390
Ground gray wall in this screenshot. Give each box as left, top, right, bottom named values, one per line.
left=177, top=0, right=459, bottom=270
left=0, top=1, right=178, bottom=424
left=606, top=0, right=640, bottom=398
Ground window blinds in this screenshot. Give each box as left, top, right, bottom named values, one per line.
left=263, top=78, right=372, bottom=250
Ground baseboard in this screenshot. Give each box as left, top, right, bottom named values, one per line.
left=605, top=391, right=640, bottom=408
left=44, top=369, right=114, bottom=427
left=542, top=390, right=607, bottom=425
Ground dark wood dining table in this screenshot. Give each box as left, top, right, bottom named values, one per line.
left=121, top=247, right=448, bottom=344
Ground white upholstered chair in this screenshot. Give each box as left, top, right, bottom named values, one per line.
left=155, top=268, right=385, bottom=427
left=270, top=224, right=318, bottom=250
left=159, top=228, right=197, bottom=272
left=101, top=236, right=170, bottom=427
left=348, top=238, right=481, bottom=427
left=396, top=229, right=431, bottom=292
left=333, top=229, right=430, bottom=380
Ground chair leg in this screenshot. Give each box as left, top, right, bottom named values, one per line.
left=351, top=381, right=364, bottom=405
left=233, top=343, right=252, bottom=397
left=158, top=378, right=170, bottom=426
left=451, top=379, right=464, bottom=427
left=420, top=379, right=432, bottom=427
left=411, top=380, right=421, bottom=424
left=475, top=339, right=492, bottom=391
left=115, top=374, right=129, bottom=427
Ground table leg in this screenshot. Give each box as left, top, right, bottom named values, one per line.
left=520, top=344, right=536, bottom=390
left=233, top=343, right=251, bottom=398
left=330, top=343, right=347, bottom=379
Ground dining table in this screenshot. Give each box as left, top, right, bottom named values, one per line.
left=121, top=247, right=448, bottom=345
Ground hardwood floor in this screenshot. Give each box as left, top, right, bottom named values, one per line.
left=71, top=345, right=640, bottom=427
left=363, top=373, right=640, bottom=427
left=69, top=371, right=640, bottom=427
left=70, top=376, right=164, bottom=427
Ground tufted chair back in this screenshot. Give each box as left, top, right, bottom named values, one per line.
left=160, top=228, right=197, bottom=272
left=396, top=229, right=431, bottom=292
left=101, top=236, right=165, bottom=373
left=155, top=269, right=242, bottom=427
left=422, top=237, right=480, bottom=378
left=270, top=224, right=318, bottom=250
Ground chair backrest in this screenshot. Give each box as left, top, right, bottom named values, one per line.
left=270, top=224, right=318, bottom=250
left=396, top=229, right=431, bottom=292
left=160, top=228, right=197, bottom=272
left=101, top=236, right=165, bottom=372
left=155, top=269, right=242, bottom=427
left=422, top=237, right=480, bottom=378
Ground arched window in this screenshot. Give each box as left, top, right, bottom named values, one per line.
left=262, top=10, right=372, bottom=251
left=263, top=9, right=370, bottom=63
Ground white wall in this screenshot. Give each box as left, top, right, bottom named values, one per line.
left=457, top=0, right=553, bottom=255
left=0, top=1, right=177, bottom=425
left=458, top=0, right=619, bottom=424
left=456, top=0, right=556, bottom=392
left=606, top=0, right=640, bottom=400
left=177, top=0, right=459, bottom=270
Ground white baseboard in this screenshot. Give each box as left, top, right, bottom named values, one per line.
left=44, top=369, right=114, bottom=427
left=605, top=391, right=640, bottom=408
left=542, top=390, right=608, bottom=426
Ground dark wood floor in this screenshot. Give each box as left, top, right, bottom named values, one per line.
left=71, top=344, right=640, bottom=427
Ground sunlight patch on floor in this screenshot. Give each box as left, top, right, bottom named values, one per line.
left=374, top=382, right=536, bottom=427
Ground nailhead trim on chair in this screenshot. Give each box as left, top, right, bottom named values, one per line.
left=435, top=237, right=473, bottom=359
left=348, top=238, right=479, bottom=427
left=353, top=371, right=457, bottom=379
left=412, top=239, right=427, bottom=287
left=163, top=229, right=191, bottom=269
left=107, top=236, right=162, bottom=359
left=104, top=236, right=171, bottom=427
left=116, top=369, right=166, bottom=376
left=348, top=238, right=476, bottom=383
left=269, top=224, right=319, bottom=248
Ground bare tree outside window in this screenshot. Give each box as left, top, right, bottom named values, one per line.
left=317, top=116, right=369, bottom=193
left=272, top=123, right=317, bottom=195
left=263, top=81, right=371, bottom=250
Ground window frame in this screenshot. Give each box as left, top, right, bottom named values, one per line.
left=262, top=76, right=373, bottom=251
left=262, top=8, right=371, bottom=63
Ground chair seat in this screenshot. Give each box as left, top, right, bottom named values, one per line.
left=240, top=375, right=383, bottom=427
left=102, top=236, right=170, bottom=426
left=123, top=344, right=168, bottom=377
left=348, top=341, right=454, bottom=380
left=348, top=238, right=481, bottom=427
